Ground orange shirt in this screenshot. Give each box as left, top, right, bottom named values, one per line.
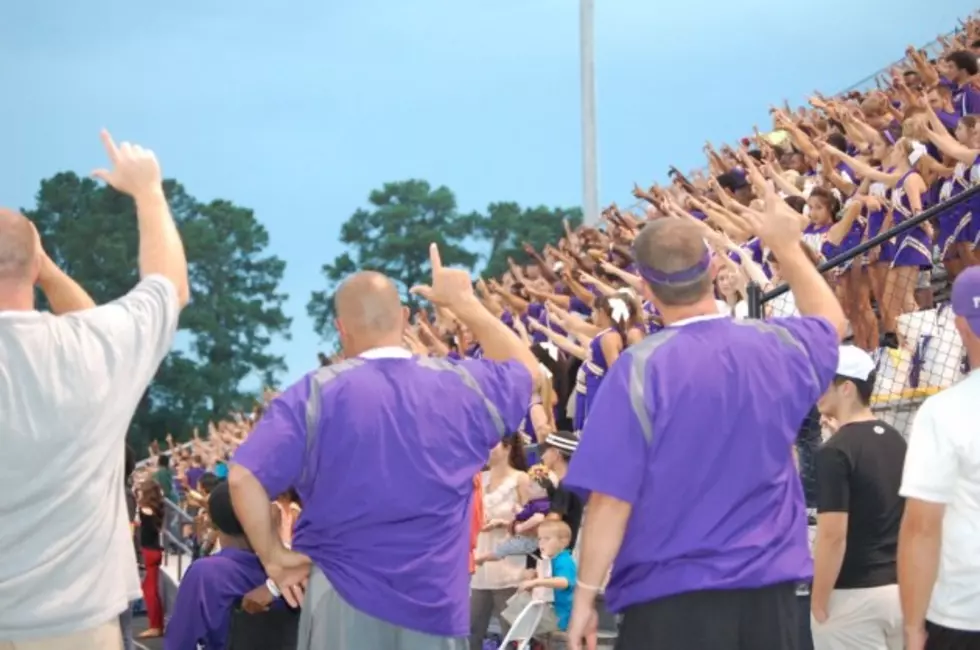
left=469, top=474, right=484, bottom=574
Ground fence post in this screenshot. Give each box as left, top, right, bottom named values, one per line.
left=746, top=281, right=763, bottom=319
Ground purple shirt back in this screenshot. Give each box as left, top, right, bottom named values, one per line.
left=164, top=548, right=269, bottom=650
left=232, top=354, right=532, bottom=637
left=564, top=316, right=839, bottom=611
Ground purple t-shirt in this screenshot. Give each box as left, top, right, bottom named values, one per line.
left=564, top=316, right=839, bottom=612
left=951, top=80, right=980, bottom=117
left=185, top=467, right=205, bottom=491
left=164, top=548, right=271, bottom=650
left=233, top=353, right=532, bottom=637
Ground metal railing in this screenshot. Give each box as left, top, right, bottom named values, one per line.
left=162, top=497, right=196, bottom=581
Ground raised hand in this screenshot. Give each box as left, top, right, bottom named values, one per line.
left=91, top=130, right=162, bottom=199
left=745, top=181, right=803, bottom=254
left=410, top=243, right=476, bottom=309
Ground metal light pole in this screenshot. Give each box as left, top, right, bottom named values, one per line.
left=580, top=0, right=600, bottom=225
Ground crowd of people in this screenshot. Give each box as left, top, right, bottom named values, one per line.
left=2, top=12, right=980, bottom=650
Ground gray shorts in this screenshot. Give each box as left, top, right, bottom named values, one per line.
left=297, top=566, right=466, bottom=650
left=493, top=535, right=539, bottom=558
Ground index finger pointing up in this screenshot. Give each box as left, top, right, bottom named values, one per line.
left=429, top=243, right=443, bottom=272
left=99, top=129, right=120, bottom=164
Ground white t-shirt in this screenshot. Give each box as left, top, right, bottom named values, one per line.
left=0, top=276, right=180, bottom=640
left=899, top=369, right=980, bottom=632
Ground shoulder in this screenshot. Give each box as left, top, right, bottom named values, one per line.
left=73, top=275, right=179, bottom=328
left=306, top=357, right=371, bottom=392
left=620, top=327, right=684, bottom=364
left=553, top=551, right=576, bottom=572
left=816, top=437, right=851, bottom=460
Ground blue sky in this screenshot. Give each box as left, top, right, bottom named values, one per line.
left=0, top=0, right=974, bottom=386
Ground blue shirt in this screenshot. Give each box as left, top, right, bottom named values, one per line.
left=551, top=550, right=576, bottom=631
left=213, top=462, right=228, bottom=479
left=564, top=315, right=839, bottom=612
left=164, top=548, right=271, bottom=650
left=233, top=352, right=532, bottom=637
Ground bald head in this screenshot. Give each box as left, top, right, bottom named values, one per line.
left=633, top=218, right=713, bottom=306
left=334, top=271, right=404, bottom=340
left=0, top=209, right=39, bottom=282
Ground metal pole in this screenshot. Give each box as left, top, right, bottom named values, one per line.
left=580, top=0, right=600, bottom=225
left=746, top=282, right=763, bottom=319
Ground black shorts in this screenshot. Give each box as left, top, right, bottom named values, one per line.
left=615, top=582, right=799, bottom=650
left=926, top=620, right=980, bottom=650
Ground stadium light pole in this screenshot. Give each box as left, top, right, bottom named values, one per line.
left=580, top=0, right=600, bottom=225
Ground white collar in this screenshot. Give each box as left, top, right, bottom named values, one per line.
left=358, top=346, right=413, bottom=360
left=668, top=313, right=729, bottom=328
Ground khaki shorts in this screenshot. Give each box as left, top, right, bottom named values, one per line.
left=0, top=619, right=122, bottom=650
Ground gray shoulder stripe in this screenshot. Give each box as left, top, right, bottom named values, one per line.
left=414, top=356, right=507, bottom=437
left=301, top=358, right=365, bottom=486
left=627, top=329, right=677, bottom=445
left=731, top=319, right=820, bottom=389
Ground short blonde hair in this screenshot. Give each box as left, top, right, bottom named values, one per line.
left=538, top=519, right=572, bottom=543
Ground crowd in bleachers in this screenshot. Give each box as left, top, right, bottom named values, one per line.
left=20, top=13, right=976, bottom=650
left=117, top=18, right=980, bottom=650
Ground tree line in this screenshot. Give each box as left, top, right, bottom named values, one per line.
left=23, top=173, right=579, bottom=449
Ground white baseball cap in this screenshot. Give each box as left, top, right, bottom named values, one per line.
left=836, top=345, right=876, bottom=381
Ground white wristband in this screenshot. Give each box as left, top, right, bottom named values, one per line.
left=265, top=578, right=281, bottom=599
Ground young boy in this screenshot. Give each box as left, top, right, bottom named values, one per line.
left=518, top=520, right=597, bottom=650
left=164, top=482, right=283, bottom=649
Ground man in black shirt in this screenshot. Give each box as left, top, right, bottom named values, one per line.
left=812, top=345, right=907, bottom=650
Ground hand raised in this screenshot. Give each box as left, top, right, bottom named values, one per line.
left=91, top=130, right=163, bottom=199
left=410, top=243, right=476, bottom=309
left=743, top=181, right=804, bottom=254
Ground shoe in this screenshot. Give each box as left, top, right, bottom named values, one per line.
left=137, top=628, right=163, bottom=639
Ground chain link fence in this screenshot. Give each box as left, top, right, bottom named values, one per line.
left=747, top=186, right=980, bottom=443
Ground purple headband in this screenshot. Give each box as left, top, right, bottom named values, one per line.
left=635, top=248, right=712, bottom=286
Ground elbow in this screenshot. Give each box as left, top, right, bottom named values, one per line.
left=176, top=280, right=191, bottom=309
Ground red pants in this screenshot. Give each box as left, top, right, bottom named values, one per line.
left=141, top=548, right=164, bottom=630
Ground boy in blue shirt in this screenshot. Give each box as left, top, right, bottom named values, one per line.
left=519, top=520, right=597, bottom=649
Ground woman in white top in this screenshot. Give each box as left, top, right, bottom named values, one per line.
left=469, top=434, right=530, bottom=650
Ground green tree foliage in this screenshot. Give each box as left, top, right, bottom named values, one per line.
left=25, top=172, right=290, bottom=450
left=474, top=203, right=582, bottom=278
left=308, top=180, right=582, bottom=341
left=307, top=179, right=478, bottom=338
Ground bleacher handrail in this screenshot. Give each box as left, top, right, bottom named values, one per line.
left=759, top=183, right=980, bottom=303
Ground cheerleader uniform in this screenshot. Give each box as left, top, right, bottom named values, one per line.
left=827, top=203, right=868, bottom=272
left=642, top=301, right=664, bottom=335
left=969, top=156, right=980, bottom=249
left=801, top=223, right=832, bottom=261
left=890, top=171, right=934, bottom=269
left=572, top=329, right=612, bottom=433
left=742, top=237, right=774, bottom=278
left=936, top=160, right=973, bottom=259
left=867, top=171, right=897, bottom=263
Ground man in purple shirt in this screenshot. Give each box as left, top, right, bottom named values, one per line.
left=229, top=244, right=538, bottom=650
left=562, top=185, right=846, bottom=650
left=942, top=51, right=980, bottom=117
left=165, top=482, right=287, bottom=650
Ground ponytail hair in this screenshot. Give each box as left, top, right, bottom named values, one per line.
left=502, top=433, right=528, bottom=472
left=596, top=292, right=639, bottom=348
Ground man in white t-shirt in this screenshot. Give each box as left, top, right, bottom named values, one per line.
left=898, top=267, right=980, bottom=650
left=0, top=131, right=190, bottom=650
